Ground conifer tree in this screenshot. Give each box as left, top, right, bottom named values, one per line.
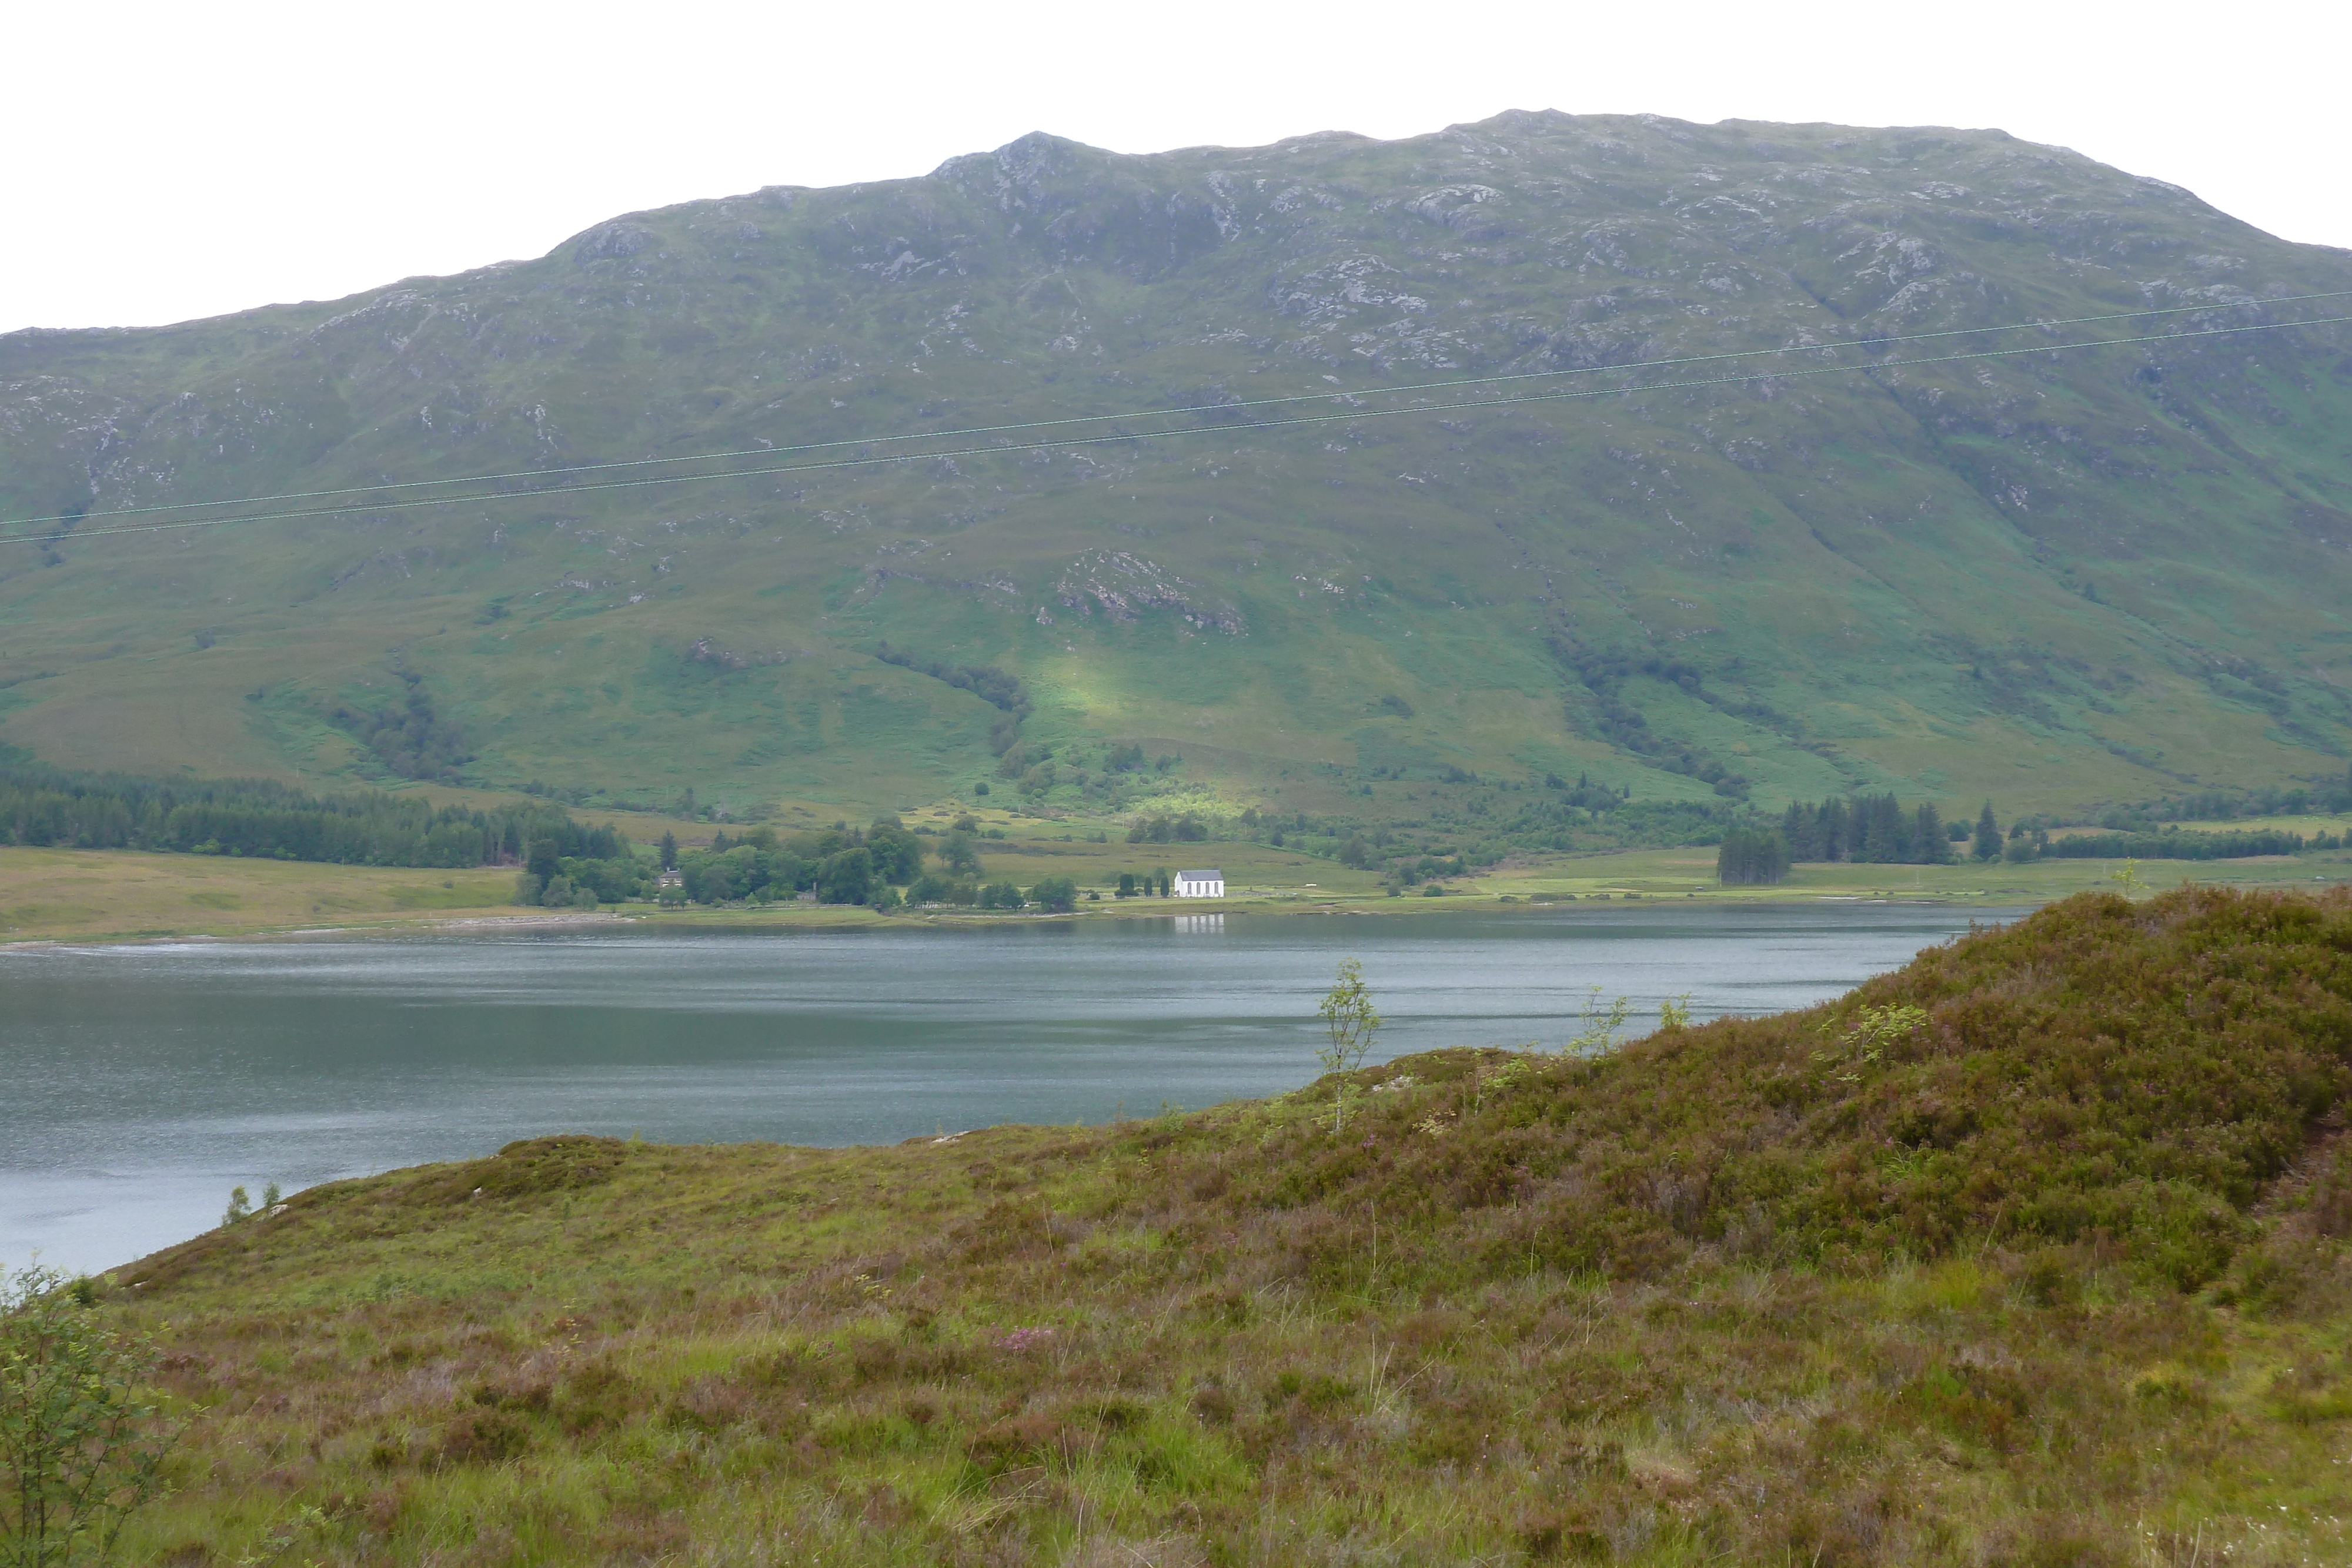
left=1914, top=803, right=1947, bottom=864
left=1974, top=802, right=2001, bottom=861
left=1717, top=825, right=1790, bottom=885
left=1853, top=794, right=1900, bottom=862
left=1821, top=798, right=1849, bottom=861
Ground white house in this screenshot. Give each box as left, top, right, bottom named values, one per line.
left=1173, top=868, right=1225, bottom=898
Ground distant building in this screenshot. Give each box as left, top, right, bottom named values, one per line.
left=1173, top=868, right=1224, bottom=898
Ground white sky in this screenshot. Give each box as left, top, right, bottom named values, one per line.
left=8, top=0, right=2346, bottom=333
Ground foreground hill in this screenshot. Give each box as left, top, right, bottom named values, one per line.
left=3, top=114, right=2351, bottom=818
left=94, top=887, right=2352, bottom=1563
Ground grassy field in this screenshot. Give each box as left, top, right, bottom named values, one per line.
left=1473, top=842, right=2352, bottom=906
left=9, top=831, right=2352, bottom=945
left=957, top=837, right=2352, bottom=910
left=0, top=848, right=524, bottom=944
left=54, top=886, right=2352, bottom=1565
left=2085, top=814, right=2352, bottom=838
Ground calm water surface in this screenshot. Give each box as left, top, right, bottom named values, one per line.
left=2, top=904, right=2017, bottom=1274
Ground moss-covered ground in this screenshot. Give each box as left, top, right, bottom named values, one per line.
left=77, top=887, right=2352, bottom=1564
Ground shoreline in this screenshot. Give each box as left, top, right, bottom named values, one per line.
left=1, top=890, right=2036, bottom=951
left=6, top=836, right=2344, bottom=948
left=0, top=910, right=636, bottom=950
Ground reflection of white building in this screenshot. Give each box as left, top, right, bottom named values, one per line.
left=1175, top=914, right=1224, bottom=934
left=1174, top=869, right=1224, bottom=898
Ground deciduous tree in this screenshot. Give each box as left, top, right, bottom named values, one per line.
left=1315, top=958, right=1382, bottom=1133
left=1, top=1266, right=182, bottom=1565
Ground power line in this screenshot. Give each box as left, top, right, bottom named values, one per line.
left=9, top=311, right=2349, bottom=549
left=4, top=289, right=2346, bottom=539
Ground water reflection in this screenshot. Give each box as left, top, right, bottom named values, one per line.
left=1, top=904, right=2013, bottom=1273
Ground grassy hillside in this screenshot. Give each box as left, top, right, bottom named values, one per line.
left=68, top=887, right=2352, bottom=1563
left=4, top=114, right=2351, bottom=821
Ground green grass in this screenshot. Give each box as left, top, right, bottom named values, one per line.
left=11, top=830, right=2351, bottom=946
left=1475, top=842, right=2352, bottom=906
left=0, top=847, right=529, bottom=943
left=2092, top=813, right=2352, bottom=838
left=4, top=115, right=2351, bottom=825
left=73, top=886, right=2352, bottom=1563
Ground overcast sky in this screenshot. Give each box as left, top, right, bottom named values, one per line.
left=8, top=0, right=2345, bottom=333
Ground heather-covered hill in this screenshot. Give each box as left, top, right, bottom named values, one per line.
left=4, top=113, right=2351, bottom=818
left=91, top=887, right=2352, bottom=1563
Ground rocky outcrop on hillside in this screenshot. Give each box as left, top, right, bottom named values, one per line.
left=1, top=113, right=2347, bottom=807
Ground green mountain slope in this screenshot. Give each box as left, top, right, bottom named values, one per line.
left=4, top=111, right=2351, bottom=818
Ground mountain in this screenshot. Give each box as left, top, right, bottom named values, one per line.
left=5, top=111, right=2351, bottom=820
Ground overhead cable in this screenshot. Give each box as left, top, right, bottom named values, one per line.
left=2, top=288, right=2346, bottom=539
left=7, top=310, right=2349, bottom=549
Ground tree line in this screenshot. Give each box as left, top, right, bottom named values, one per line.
left=1716, top=826, right=1792, bottom=885
left=876, top=644, right=1030, bottom=758
left=637, top=818, right=924, bottom=908
left=1546, top=635, right=1755, bottom=800
left=1724, top=793, right=1967, bottom=884
left=330, top=669, right=471, bottom=783
left=1718, top=794, right=2337, bottom=884
left=2041, top=827, right=2309, bottom=860
left=0, top=764, right=617, bottom=869
left=1780, top=794, right=1953, bottom=865
left=2093, top=768, right=2352, bottom=829
left=624, top=816, right=1080, bottom=912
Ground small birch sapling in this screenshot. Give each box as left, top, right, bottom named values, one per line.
left=1315, top=958, right=1382, bottom=1134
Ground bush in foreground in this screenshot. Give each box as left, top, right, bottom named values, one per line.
left=1, top=1266, right=181, bottom=1562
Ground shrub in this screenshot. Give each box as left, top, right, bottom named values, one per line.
left=1, top=1266, right=182, bottom=1560
left=439, top=1407, right=532, bottom=1464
